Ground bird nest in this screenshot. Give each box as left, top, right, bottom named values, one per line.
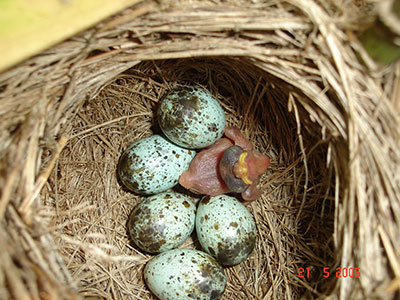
left=0, top=0, right=399, bottom=299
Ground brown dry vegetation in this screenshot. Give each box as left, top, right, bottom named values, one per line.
left=0, top=0, right=399, bottom=299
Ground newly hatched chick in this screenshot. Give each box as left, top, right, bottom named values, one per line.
left=179, top=126, right=270, bottom=202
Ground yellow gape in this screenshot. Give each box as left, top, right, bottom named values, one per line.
left=238, top=152, right=253, bottom=185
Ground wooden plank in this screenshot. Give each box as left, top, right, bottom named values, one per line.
left=0, top=0, right=142, bottom=73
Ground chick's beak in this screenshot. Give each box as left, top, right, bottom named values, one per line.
left=233, top=152, right=253, bottom=185
left=234, top=151, right=270, bottom=183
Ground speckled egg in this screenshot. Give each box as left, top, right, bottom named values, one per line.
left=118, top=135, right=196, bottom=194
left=128, top=192, right=196, bottom=253
left=196, top=195, right=257, bottom=266
left=158, top=86, right=226, bottom=149
left=144, top=248, right=226, bottom=300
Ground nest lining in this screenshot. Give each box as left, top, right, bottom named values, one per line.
left=0, top=0, right=399, bottom=299
left=41, top=58, right=335, bottom=299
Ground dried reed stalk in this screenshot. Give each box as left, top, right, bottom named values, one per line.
left=0, top=0, right=399, bottom=299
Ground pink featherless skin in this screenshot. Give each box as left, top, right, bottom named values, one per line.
left=179, top=138, right=233, bottom=196
left=224, top=126, right=253, bottom=151
left=179, top=126, right=270, bottom=202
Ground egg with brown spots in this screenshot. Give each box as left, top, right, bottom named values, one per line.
left=158, top=86, right=226, bottom=149
left=196, top=195, right=257, bottom=266
left=118, top=135, right=195, bottom=194
left=144, top=248, right=226, bottom=300
left=128, top=192, right=196, bottom=253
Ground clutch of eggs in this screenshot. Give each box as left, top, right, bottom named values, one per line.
left=158, top=86, right=226, bottom=149
left=117, top=85, right=259, bottom=299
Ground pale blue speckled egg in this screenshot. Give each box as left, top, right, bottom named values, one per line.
left=118, top=135, right=195, bottom=194
left=158, top=86, right=226, bottom=149
left=196, top=195, right=257, bottom=266
left=144, top=249, right=226, bottom=300
left=128, top=192, right=196, bottom=253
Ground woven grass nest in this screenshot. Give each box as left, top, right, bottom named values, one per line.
left=1, top=0, right=400, bottom=299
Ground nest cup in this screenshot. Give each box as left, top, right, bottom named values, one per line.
left=1, top=1, right=400, bottom=299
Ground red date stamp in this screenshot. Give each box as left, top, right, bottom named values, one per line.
left=298, top=267, right=361, bottom=278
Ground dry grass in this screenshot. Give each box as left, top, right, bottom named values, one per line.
left=0, top=0, right=399, bottom=299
